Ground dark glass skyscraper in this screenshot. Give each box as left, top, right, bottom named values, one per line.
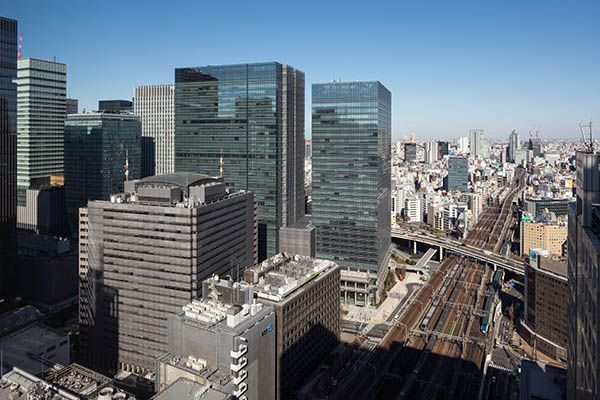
left=444, top=156, right=468, bottom=192
left=312, top=81, right=391, bottom=307
left=0, top=16, right=17, bottom=299
left=174, top=62, right=305, bottom=261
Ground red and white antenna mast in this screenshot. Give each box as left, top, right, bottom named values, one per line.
left=529, top=130, right=533, bottom=138
left=219, top=150, right=223, bottom=177
left=535, top=130, right=539, bottom=139
left=125, top=147, right=129, bottom=181
left=17, top=33, right=22, bottom=59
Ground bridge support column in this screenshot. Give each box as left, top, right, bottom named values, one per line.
left=413, top=240, right=417, bottom=255
left=439, top=246, right=443, bottom=262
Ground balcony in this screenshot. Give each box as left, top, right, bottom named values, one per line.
left=230, top=357, right=247, bottom=372
left=230, top=344, right=248, bottom=359
left=233, top=370, right=248, bottom=385
left=233, top=382, right=248, bottom=397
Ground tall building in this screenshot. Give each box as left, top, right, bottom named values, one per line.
left=305, top=138, right=312, bottom=158
left=98, top=99, right=132, bottom=113
left=438, top=140, right=449, bottom=157
left=15, top=58, right=66, bottom=200
left=66, top=98, right=78, bottom=115
left=457, top=136, right=469, bottom=154
left=424, top=141, right=438, bottom=164
left=64, top=113, right=141, bottom=228
left=133, top=84, right=174, bottom=175
left=0, top=16, right=18, bottom=300
left=79, top=174, right=256, bottom=373
left=174, top=62, right=305, bottom=261
left=156, top=279, right=276, bottom=400
left=312, top=80, right=391, bottom=306
left=444, top=156, right=468, bottom=192
left=469, top=129, right=488, bottom=158
left=244, top=253, right=340, bottom=399
left=520, top=214, right=568, bottom=256
left=568, top=151, right=600, bottom=400
left=525, top=198, right=573, bottom=218
left=522, top=249, right=567, bottom=362
left=404, top=142, right=417, bottom=161
left=508, top=129, right=520, bottom=162
left=529, top=138, right=542, bottom=158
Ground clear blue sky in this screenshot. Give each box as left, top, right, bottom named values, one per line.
left=5, top=0, right=600, bottom=139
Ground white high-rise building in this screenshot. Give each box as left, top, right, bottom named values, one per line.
left=405, top=197, right=422, bottom=223
left=425, top=141, right=439, bottom=164
left=469, top=129, right=489, bottom=159
left=457, top=136, right=470, bottom=154
left=133, top=84, right=175, bottom=175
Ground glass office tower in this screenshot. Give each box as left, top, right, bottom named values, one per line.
left=312, top=81, right=391, bottom=307
left=174, top=62, right=305, bottom=261
left=0, top=16, right=17, bottom=299
left=444, top=156, right=469, bottom=192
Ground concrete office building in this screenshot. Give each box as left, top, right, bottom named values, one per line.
left=279, top=215, right=315, bottom=257
left=134, top=84, right=174, bottom=175
left=0, top=16, right=18, bottom=300
left=520, top=214, right=567, bottom=256
left=312, top=81, right=391, bottom=306
left=522, top=249, right=567, bottom=362
left=404, top=142, right=417, bottom=161
left=15, top=58, right=66, bottom=199
left=528, top=137, right=542, bottom=158
left=175, top=62, right=305, bottom=261
left=424, top=141, right=438, bottom=164
left=508, top=129, right=520, bottom=162
left=457, top=136, right=469, bottom=154
left=16, top=186, right=67, bottom=236
left=305, top=139, right=312, bottom=159
left=567, top=151, right=600, bottom=399
left=244, top=253, right=340, bottom=399
left=469, top=129, right=488, bottom=159
left=525, top=197, right=573, bottom=218
left=444, top=156, right=468, bottom=192
left=79, top=173, right=256, bottom=374
left=156, top=278, right=276, bottom=400
left=98, top=99, right=133, bottom=114
left=64, top=113, right=141, bottom=229
left=66, top=98, right=78, bottom=115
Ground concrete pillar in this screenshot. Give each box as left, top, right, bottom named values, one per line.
left=439, top=246, right=444, bottom=262
left=413, top=240, right=417, bottom=255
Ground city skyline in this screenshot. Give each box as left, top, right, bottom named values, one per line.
left=4, top=1, right=600, bottom=139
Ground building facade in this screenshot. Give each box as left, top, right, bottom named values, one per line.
left=79, top=174, right=256, bottom=374
left=66, top=98, right=78, bottom=115
left=404, top=142, right=417, bottom=161
left=520, top=217, right=567, bottom=256
left=156, top=280, right=276, bottom=400
left=64, top=113, right=141, bottom=228
left=174, top=62, right=305, bottom=261
left=522, top=249, right=567, bottom=362
left=15, top=58, right=66, bottom=202
left=444, top=156, right=468, bottom=192
left=438, top=141, right=449, bottom=157
left=568, top=151, right=600, bottom=400
left=98, top=100, right=133, bottom=113
left=0, top=16, right=17, bottom=300
left=525, top=198, right=572, bottom=218
left=133, top=84, right=174, bottom=175
left=244, top=253, right=340, bottom=399
left=312, top=80, right=391, bottom=306
left=424, top=141, right=438, bottom=164
left=469, top=129, right=488, bottom=158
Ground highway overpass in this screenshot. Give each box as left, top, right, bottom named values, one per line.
left=391, top=227, right=524, bottom=275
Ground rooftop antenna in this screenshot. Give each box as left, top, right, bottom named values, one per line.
left=579, top=121, right=594, bottom=153
left=125, top=146, right=129, bottom=181
left=529, top=130, right=533, bottom=138
left=535, top=130, right=539, bottom=139
left=220, top=149, right=223, bottom=178
left=17, top=33, right=22, bottom=59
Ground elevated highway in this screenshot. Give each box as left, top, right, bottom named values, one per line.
left=392, top=227, right=524, bottom=275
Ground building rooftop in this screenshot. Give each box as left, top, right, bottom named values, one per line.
left=530, top=249, right=567, bottom=278
left=244, top=253, right=338, bottom=303
left=0, top=323, right=67, bottom=376
left=151, top=378, right=231, bottom=400
left=0, top=306, right=42, bottom=336
left=519, top=359, right=566, bottom=400
left=137, top=173, right=216, bottom=189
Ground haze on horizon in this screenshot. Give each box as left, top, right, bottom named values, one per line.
left=5, top=0, right=599, bottom=140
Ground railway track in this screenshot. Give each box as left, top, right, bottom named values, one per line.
left=341, top=170, right=526, bottom=400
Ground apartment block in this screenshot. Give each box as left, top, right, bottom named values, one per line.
left=520, top=214, right=567, bottom=256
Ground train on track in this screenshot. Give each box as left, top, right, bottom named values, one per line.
left=481, top=268, right=504, bottom=333
left=419, top=257, right=465, bottom=331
